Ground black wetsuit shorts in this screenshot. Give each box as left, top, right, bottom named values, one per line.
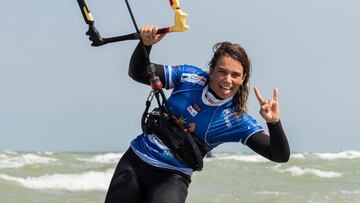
left=104, top=148, right=191, bottom=203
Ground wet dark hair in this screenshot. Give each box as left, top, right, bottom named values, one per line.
left=208, top=41, right=251, bottom=114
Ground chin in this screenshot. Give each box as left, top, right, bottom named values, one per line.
left=220, top=94, right=231, bottom=100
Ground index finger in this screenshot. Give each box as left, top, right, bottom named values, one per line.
left=254, top=86, right=266, bottom=105
left=273, top=88, right=279, bottom=102
left=151, top=26, right=159, bottom=36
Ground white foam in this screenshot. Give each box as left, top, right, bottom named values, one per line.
left=36, top=151, right=54, bottom=155
left=254, top=190, right=287, bottom=195
left=291, top=153, right=306, bottom=159
left=338, top=190, right=360, bottom=194
left=314, top=151, right=360, bottom=160
left=77, top=153, right=123, bottom=164
left=275, top=165, right=342, bottom=178
left=213, top=154, right=268, bottom=163
left=0, top=154, right=57, bottom=169
left=1, top=150, right=18, bottom=155
left=0, top=169, right=114, bottom=191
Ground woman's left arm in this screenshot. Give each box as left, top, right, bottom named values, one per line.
left=246, top=121, right=290, bottom=163
left=246, top=87, right=290, bottom=163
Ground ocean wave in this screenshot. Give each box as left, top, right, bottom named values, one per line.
left=337, top=190, right=360, bottom=195
left=1, top=150, right=18, bottom=155
left=36, top=151, right=54, bottom=155
left=314, top=151, right=360, bottom=160
left=274, top=165, right=342, bottom=178
left=0, top=154, right=57, bottom=169
left=210, top=154, right=268, bottom=163
left=0, top=169, right=114, bottom=191
left=76, top=153, right=123, bottom=164
left=290, top=153, right=307, bottom=159
left=254, top=190, right=288, bottom=195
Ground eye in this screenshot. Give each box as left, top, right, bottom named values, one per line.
left=217, top=69, right=226, bottom=75
left=231, top=73, right=241, bottom=78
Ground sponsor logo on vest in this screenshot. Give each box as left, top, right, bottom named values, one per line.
left=181, top=73, right=206, bottom=85
left=204, top=91, right=216, bottom=104
left=163, top=150, right=174, bottom=157
left=187, top=105, right=198, bottom=117
left=187, top=102, right=202, bottom=117
left=192, top=102, right=202, bottom=112
left=222, top=109, right=232, bottom=128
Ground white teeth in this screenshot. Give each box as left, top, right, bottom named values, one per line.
left=220, top=85, right=231, bottom=90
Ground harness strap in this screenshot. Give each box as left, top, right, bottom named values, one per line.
left=141, top=92, right=211, bottom=171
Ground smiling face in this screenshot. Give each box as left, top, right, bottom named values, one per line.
left=208, top=41, right=251, bottom=113
left=209, top=55, right=246, bottom=100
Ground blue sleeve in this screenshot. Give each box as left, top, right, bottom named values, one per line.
left=206, top=111, right=264, bottom=146
left=163, top=64, right=208, bottom=89
left=238, top=115, right=264, bottom=144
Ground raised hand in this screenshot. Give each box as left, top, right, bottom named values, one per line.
left=140, top=25, right=166, bottom=46
left=254, top=86, right=280, bottom=123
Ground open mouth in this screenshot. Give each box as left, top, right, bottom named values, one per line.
left=219, top=84, right=233, bottom=97
left=220, top=84, right=232, bottom=91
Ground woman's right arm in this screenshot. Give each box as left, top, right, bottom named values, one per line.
left=128, top=25, right=167, bottom=86
left=128, top=42, right=165, bottom=85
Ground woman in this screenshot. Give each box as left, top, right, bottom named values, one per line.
left=105, top=25, right=290, bottom=203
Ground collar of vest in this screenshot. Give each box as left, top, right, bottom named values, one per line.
left=202, top=85, right=233, bottom=106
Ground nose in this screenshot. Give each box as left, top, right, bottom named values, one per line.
left=224, top=74, right=232, bottom=83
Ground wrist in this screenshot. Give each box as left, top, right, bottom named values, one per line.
left=266, top=119, right=280, bottom=124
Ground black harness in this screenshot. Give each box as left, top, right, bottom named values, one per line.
left=140, top=66, right=211, bottom=171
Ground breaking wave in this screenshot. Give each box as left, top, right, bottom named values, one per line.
left=76, top=153, right=123, bottom=164
left=314, top=151, right=360, bottom=160
left=210, top=153, right=268, bottom=163
left=0, top=153, right=57, bottom=169
left=254, top=190, right=288, bottom=195
left=0, top=169, right=114, bottom=191
left=274, top=165, right=342, bottom=178
left=290, top=153, right=307, bottom=159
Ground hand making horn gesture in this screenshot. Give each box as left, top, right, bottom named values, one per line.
left=254, top=86, right=280, bottom=123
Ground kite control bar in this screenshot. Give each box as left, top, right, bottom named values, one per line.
left=76, top=0, right=189, bottom=47
left=76, top=0, right=187, bottom=116
left=77, top=0, right=141, bottom=46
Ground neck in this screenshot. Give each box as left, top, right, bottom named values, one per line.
left=208, top=86, right=224, bottom=100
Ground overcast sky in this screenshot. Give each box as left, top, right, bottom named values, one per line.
left=1, top=0, right=359, bottom=152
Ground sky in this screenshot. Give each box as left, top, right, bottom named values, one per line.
left=1, top=0, right=360, bottom=152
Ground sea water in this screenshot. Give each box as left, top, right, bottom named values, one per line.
left=0, top=150, right=359, bottom=203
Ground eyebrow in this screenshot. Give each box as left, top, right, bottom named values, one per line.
left=217, top=66, right=242, bottom=75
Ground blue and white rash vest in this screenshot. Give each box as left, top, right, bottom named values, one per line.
left=131, top=64, right=264, bottom=175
